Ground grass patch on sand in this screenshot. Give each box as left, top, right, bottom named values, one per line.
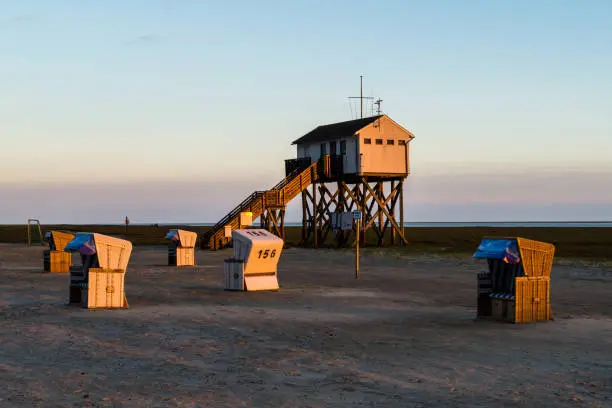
left=1, top=224, right=610, bottom=261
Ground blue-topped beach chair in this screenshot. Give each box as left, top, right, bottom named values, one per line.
left=64, top=233, right=133, bottom=309
left=473, top=237, right=555, bottom=323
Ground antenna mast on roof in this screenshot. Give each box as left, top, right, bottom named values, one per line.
left=375, top=98, right=383, bottom=115
left=348, top=75, right=374, bottom=119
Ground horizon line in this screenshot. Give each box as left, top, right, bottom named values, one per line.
left=2, top=220, right=611, bottom=226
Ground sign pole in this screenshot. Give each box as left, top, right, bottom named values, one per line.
left=355, top=217, right=360, bottom=280
left=351, top=210, right=362, bottom=280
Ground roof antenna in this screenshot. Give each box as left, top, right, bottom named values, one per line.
left=348, top=75, right=374, bottom=119
left=360, top=75, right=363, bottom=118
left=375, top=98, right=383, bottom=115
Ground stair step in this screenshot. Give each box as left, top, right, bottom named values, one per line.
left=201, top=159, right=319, bottom=249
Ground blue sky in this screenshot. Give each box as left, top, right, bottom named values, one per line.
left=1, top=0, right=611, bottom=223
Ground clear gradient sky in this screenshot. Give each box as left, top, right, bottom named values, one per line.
left=1, top=0, right=611, bottom=223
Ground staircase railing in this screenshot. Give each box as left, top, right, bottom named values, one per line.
left=200, top=191, right=264, bottom=244
left=201, top=157, right=323, bottom=249
left=271, top=167, right=302, bottom=191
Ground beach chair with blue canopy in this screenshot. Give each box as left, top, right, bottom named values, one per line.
left=473, top=237, right=555, bottom=323
left=65, top=233, right=133, bottom=309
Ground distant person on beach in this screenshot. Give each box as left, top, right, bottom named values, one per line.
left=124, top=216, right=130, bottom=232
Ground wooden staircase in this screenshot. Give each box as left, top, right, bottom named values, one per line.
left=201, top=158, right=323, bottom=250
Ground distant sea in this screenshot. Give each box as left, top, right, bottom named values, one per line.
left=129, top=222, right=612, bottom=228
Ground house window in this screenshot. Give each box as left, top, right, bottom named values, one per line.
left=364, top=138, right=372, bottom=144
left=387, top=139, right=395, bottom=145
left=304, top=146, right=310, bottom=156
left=375, top=139, right=383, bottom=145
left=340, top=140, right=346, bottom=155
left=399, top=140, right=407, bottom=146
left=320, top=143, right=327, bottom=156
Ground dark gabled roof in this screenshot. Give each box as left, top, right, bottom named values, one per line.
left=291, top=115, right=383, bottom=145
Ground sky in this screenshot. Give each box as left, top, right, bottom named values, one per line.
left=1, top=0, right=611, bottom=223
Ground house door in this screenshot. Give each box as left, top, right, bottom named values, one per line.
left=339, top=140, right=347, bottom=171
left=359, top=152, right=366, bottom=174
left=329, top=141, right=337, bottom=156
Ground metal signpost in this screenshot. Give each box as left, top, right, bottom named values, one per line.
left=352, top=210, right=361, bottom=280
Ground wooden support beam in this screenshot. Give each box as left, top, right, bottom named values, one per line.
left=365, top=193, right=377, bottom=226
left=346, top=182, right=363, bottom=247
left=343, top=184, right=358, bottom=246
left=363, top=184, right=394, bottom=232
left=279, top=208, right=285, bottom=240
left=274, top=210, right=284, bottom=239
left=313, top=183, right=318, bottom=248
left=390, top=180, right=396, bottom=245
left=304, top=189, right=314, bottom=220
left=363, top=181, right=408, bottom=245
left=348, top=184, right=361, bottom=212
left=377, top=181, right=384, bottom=246
left=360, top=182, right=374, bottom=242
left=381, top=183, right=400, bottom=244
left=301, top=191, right=307, bottom=244
left=335, top=181, right=345, bottom=248
left=316, top=185, right=328, bottom=244
left=400, top=179, right=405, bottom=246
left=269, top=210, right=279, bottom=234
left=318, top=185, right=338, bottom=219
left=316, top=183, right=339, bottom=246
left=300, top=176, right=408, bottom=249
left=341, top=181, right=360, bottom=210
left=381, top=185, right=399, bottom=236
left=360, top=181, right=367, bottom=245
left=320, top=193, right=336, bottom=243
